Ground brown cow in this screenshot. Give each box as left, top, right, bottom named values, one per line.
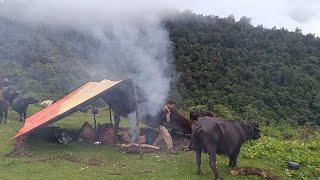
left=105, top=95, right=192, bottom=153
left=102, top=79, right=192, bottom=152
left=190, top=117, right=261, bottom=179
left=146, top=103, right=192, bottom=153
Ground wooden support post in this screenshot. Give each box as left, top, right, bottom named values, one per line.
left=109, top=104, right=113, bottom=125
left=92, top=104, right=97, bottom=132
left=132, top=79, right=143, bottom=159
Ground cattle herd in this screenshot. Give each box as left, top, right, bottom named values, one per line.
left=0, top=77, right=39, bottom=123
left=0, top=76, right=262, bottom=179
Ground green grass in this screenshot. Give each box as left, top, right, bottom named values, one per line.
left=0, top=105, right=319, bottom=179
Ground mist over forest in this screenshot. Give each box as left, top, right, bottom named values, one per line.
left=1, top=11, right=320, bottom=125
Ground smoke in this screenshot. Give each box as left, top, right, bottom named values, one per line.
left=86, top=19, right=172, bottom=116
left=0, top=0, right=175, bottom=117
left=128, top=113, right=138, bottom=142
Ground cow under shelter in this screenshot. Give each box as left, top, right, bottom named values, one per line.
left=12, top=77, right=190, bottom=154
left=12, top=77, right=138, bottom=140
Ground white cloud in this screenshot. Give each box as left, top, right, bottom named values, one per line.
left=1, top=0, right=319, bottom=35
left=174, top=0, right=320, bottom=35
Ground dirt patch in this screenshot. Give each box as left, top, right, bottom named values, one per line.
left=60, top=154, right=82, bottom=164
left=4, top=150, right=31, bottom=158
left=5, top=149, right=106, bottom=167
left=4, top=137, right=31, bottom=158
left=24, top=160, right=32, bottom=163
left=34, top=156, right=54, bottom=163
left=85, top=157, right=106, bottom=166
left=58, top=154, right=106, bottom=166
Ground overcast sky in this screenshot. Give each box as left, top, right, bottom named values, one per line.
left=171, top=0, right=320, bottom=36
left=1, top=0, right=319, bottom=36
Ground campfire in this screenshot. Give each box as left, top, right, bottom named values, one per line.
left=77, top=122, right=189, bottom=153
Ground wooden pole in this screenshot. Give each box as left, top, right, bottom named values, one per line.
left=132, top=78, right=143, bottom=159
left=92, top=104, right=97, bottom=132
left=108, top=104, right=113, bottom=125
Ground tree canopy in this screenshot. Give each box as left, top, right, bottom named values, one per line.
left=167, top=12, right=320, bottom=125
left=1, top=12, right=320, bottom=125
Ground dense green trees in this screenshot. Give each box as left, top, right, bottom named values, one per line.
left=167, top=12, right=320, bottom=125
left=0, top=12, right=320, bottom=125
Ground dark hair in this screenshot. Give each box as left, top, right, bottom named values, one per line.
left=166, top=100, right=175, bottom=105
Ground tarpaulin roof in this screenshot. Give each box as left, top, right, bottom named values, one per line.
left=13, top=78, right=133, bottom=140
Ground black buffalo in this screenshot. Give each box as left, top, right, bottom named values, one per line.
left=190, top=109, right=214, bottom=122
left=0, top=100, right=9, bottom=124
left=12, top=97, right=39, bottom=122
left=2, top=87, right=19, bottom=105
left=190, top=117, right=261, bottom=179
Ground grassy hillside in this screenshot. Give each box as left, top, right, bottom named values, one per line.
left=0, top=106, right=319, bottom=179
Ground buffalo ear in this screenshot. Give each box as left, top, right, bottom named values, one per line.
left=253, top=121, right=260, bottom=128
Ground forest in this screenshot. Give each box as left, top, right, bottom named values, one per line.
left=1, top=11, right=320, bottom=125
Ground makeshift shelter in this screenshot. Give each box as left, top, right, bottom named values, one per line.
left=13, top=77, right=138, bottom=140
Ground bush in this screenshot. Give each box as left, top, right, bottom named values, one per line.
left=214, top=104, right=234, bottom=118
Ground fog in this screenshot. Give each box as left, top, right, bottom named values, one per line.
left=0, top=0, right=177, bottom=119
left=1, top=0, right=319, bottom=142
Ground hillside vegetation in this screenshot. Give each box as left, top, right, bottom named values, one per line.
left=167, top=12, right=320, bottom=125
left=1, top=12, right=320, bottom=125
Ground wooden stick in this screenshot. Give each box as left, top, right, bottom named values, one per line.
left=108, top=170, right=155, bottom=175
left=92, top=104, right=97, bottom=132
left=108, top=104, right=113, bottom=125
left=132, top=78, right=143, bottom=159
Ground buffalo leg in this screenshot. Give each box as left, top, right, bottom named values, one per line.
left=0, top=113, right=2, bottom=123
left=209, top=151, right=222, bottom=180
left=231, top=155, right=238, bottom=168
left=4, top=109, right=7, bottom=124
left=203, top=135, right=221, bottom=180
left=159, top=125, right=174, bottom=153
left=196, top=149, right=203, bottom=175
left=23, top=111, right=27, bottom=122
left=228, top=155, right=236, bottom=168
left=229, top=150, right=240, bottom=168
left=113, top=113, right=120, bottom=144
left=19, top=113, right=23, bottom=122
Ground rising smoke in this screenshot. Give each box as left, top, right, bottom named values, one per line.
left=0, top=0, right=175, bottom=117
